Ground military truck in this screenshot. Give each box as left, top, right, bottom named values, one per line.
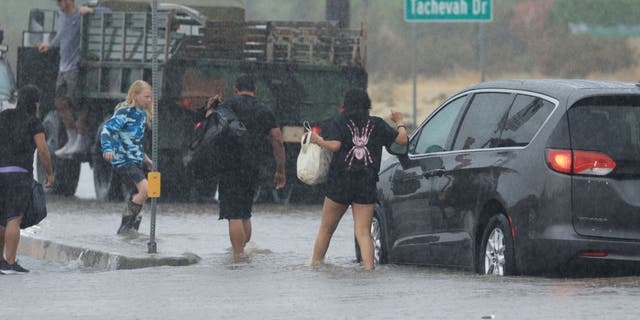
left=17, top=0, right=366, bottom=203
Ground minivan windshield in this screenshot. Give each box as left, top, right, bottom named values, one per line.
left=569, top=96, right=640, bottom=175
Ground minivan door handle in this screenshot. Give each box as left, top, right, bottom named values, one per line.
left=423, top=169, right=445, bottom=178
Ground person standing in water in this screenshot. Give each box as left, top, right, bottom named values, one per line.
left=309, top=88, right=408, bottom=271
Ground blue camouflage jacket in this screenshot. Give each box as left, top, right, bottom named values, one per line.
left=100, top=102, right=147, bottom=168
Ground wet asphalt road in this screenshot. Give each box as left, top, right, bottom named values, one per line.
left=5, top=200, right=640, bottom=319
left=4, top=165, right=640, bottom=319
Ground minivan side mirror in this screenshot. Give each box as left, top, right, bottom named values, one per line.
left=387, top=142, right=408, bottom=156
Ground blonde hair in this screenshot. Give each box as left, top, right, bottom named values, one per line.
left=125, top=80, right=154, bottom=124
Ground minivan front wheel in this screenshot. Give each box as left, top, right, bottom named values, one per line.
left=479, top=215, right=516, bottom=276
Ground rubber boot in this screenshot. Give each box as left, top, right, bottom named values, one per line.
left=116, top=200, right=143, bottom=235
left=116, top=214, right=136, bottom=235
left=129, top=201, right=144, bottom=231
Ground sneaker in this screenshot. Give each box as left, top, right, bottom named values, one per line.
left=0, top=260, right=29, bottom=274
left=64, top=134, right=89, bottom=155
left=54, top=142, right=73, bottom=157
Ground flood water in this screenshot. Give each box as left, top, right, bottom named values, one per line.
left=6, top=166, right=640, bottom=320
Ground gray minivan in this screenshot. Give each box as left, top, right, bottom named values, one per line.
left=366, top=79, right=640, bottom=275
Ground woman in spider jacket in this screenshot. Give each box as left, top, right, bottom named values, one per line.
left=309, top=88, right=408, bottom=271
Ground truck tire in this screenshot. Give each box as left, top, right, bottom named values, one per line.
left=37, top=111, right=80, bottom=196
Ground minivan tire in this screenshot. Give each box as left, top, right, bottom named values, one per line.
left=478, top=214, right=516, bottom=276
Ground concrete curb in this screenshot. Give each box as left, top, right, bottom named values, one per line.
left=18, top=236, right=201, bottom=271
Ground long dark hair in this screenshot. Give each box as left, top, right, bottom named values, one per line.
left=16, top=84, right=41, bottom=118
left=342, top=88, right=371, bottom=118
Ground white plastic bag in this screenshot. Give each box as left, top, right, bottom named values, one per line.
left=296, top=123, right=332, bottom=185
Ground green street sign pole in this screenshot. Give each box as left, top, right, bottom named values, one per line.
left=404, top=0, right=493, bottom=124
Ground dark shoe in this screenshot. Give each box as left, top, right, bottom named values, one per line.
left=0, top=260, right=29, bottom=274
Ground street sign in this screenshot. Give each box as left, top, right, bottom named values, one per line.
left=405, top=0, right=492, bottom=22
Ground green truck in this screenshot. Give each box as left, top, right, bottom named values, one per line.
left=17, top=0, right=366, bottom=203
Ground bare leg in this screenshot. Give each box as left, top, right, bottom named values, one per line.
left=131, top=179, right=149, bottom=205
left=228, top=219, right=246, bottom=256
left=352, top=203, right=375, bottom=271
left=55, top=97, right=76, bottom=132
left=0, top=225, right=5, bottom=261
left=311, top=197, right=348, bottom=266
left=242, top=219, right=252, bottom=244
left=4, top=217, right=22, bottom=265
left=75, top=109, right=88, bottom=136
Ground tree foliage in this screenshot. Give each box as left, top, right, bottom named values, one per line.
left=243, top=0, right=638, bottom=79
left=552, top=0, right=640, bottom=26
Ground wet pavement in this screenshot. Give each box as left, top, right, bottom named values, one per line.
left=4, top=167, right=640, bottom=319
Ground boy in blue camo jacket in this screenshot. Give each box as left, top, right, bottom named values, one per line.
left=100, top=80, right=154, bottom=235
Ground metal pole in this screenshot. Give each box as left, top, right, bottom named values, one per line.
left=411, top=23, right=417, bottom=129
left=479, top=23, right=486, bottom=82
left=148, top=0, right=159, bottom=254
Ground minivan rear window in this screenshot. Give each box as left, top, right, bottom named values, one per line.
left=452, top=93, right=513, bottom=150
left=499, top=95, right=554, bottom=147
left=569, top=96, right=640, bottom=175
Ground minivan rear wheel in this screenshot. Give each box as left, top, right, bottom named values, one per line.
left=479, top=215, right=516, bottom=276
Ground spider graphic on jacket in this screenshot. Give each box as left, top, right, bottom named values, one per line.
left=345, top=119, right=374, bottom=169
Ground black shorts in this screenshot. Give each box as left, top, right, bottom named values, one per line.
left=325, top=171, right=378, bottom=205
left=218, top=168, right=259, bottom=220
left=114, top=163, right=146, bottom=187
left=0, top=173, right=31, bottom=227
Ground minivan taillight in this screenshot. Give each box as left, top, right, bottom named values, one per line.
left=547, top=150, right=572, bottom=173
left=547, top=149, right=616, bottom=176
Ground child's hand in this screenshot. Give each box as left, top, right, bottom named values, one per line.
left=103, top=152, right=114, bottom=162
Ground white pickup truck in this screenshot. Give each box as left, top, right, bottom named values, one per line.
left=0, top=31, right=16, bottom=112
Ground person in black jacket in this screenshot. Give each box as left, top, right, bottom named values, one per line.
left=216, top=75, right=286, bottom=259
left=0, top=85, right=54, bottom=274
left=309, top=88, right=408, bottom=271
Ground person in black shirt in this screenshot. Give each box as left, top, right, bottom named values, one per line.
left=309, top=88, right=408, bottom=271
left=0, top=85, right=54, bottom=274
left=216, top=74, right=286, bottom=259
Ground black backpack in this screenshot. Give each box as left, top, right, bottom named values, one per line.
left=183, top=104, right=247, bottom=174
